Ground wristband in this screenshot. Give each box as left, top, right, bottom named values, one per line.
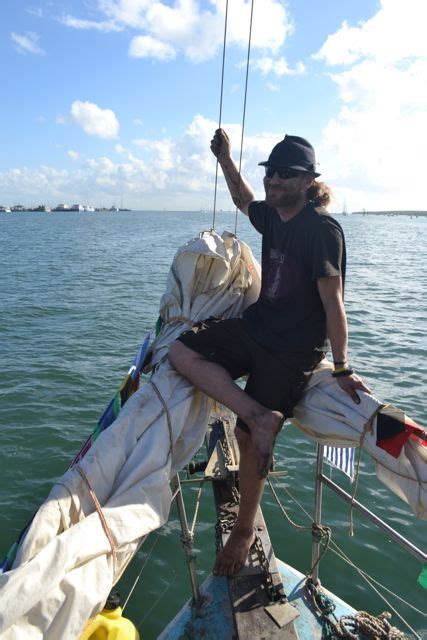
left=332, top=368, right=354, bottom=378
left=333, top=361, right=347, bottom=366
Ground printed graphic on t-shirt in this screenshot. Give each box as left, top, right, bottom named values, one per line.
left=261, top=248, right=301, bottom=301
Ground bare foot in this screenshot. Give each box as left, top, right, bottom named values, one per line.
left=213, top=527, right=256, bottom=576
left=247, top=410, right=284, bottom=478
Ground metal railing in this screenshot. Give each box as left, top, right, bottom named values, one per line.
left=311, top=444, right=427, bottom=585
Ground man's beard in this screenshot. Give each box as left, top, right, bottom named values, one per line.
left=265, top=188, right=300, bottom=208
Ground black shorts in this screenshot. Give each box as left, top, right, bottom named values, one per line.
left=177, top=318, right=322, bottom=432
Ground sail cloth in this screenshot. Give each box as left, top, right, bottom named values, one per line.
left=0, top=230, right=261, bottom=640
left=291, top=363, right=426, bottom=519
left=0, top=230, right=425, bottom=640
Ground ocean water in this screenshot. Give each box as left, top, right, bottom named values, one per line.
left=0, top=210, right=425, bottom=638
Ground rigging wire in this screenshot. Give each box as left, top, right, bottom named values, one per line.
left=122, top=486, right=181, bottom=611
left=234, top=0, right=255, bottom=236
left=122, top=533, right=161, bottom=611
left=267, top=477, right=424, bottom=637
left=211, top=0, right=229, bottom=231
left=189, top=479, right=205, bottom=537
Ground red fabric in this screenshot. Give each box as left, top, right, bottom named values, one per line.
left=377, top=414, right=426, bottom=458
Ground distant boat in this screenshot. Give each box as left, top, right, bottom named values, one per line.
left=83, top=205, right=95, bottom=212
left=70, top=204, right=85, bottom=212
left=109, top=205, right=119, bottom=212
left=342, top=200, right=349, bottom=216
left=0, top=206, right=11, bottom=212
left=53, top=204, right=70, bottom=212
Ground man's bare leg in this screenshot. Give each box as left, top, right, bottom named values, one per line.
left=169, top=341, right=283, bottom=477
left=213, top=429, right=264, bottom=575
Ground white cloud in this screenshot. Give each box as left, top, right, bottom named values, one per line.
left=0, top=115, right=280, bottom=209
left=98, top=0, right=150, bottom=29
left=251, top=57, right=305, bottom=77
left=59, top=15, right=122, bottom=33
left=68, top=150, right=80, bottom=160
left=314, top=0, right=427, bottom=211
left=62, top=0, right=293, bottom=65
left=314, top=0, right=427, bottom=66
left=11, top=31, right=45, bottom=55
left=129, top=35, right=175, bottom=60
left=26, top=7, right=43, bottom=18
left=71, top=101, right=120, bottom=139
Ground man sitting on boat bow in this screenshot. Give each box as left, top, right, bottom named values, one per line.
left=169, top=129, right=370, bottom=576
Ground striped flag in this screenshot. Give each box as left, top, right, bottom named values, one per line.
left=324, top=446, right=355, bottom=480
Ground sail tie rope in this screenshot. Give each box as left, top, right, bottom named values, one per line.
left=77, top=466, right=117, bottom=573
left=348, top=405, right=383, bottom=536
left=150, top=380, right=174, bottom=455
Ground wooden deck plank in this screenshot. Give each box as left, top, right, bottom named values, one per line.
left=209, top=417, right=300, bottom=639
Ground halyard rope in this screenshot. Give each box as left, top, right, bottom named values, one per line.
left=234, top=0, right=255, bottom=236
left=77, top=466, right=117, bottom=572
left=212, top=0, right=229, bottom=230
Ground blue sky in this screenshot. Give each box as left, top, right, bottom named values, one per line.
left=1, top=0, right=426, bottom=211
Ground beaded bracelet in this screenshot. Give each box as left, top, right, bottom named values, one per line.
left=332, top=368, right=354, bottom=378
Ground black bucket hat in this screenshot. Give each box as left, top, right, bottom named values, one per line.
left=259, top=135, right=320, bottom=177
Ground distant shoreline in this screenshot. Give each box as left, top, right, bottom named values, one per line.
left=352, top=210, right=427, bottom=217
left=1, top=208, right=427, bottom=217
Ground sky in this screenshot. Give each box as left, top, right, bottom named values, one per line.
left=1, top=0, right=426, bottom=212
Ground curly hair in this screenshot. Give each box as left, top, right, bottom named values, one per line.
left=307, top=181, right=334, bottom=208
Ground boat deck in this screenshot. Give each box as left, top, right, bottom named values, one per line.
left=158, top=416, right=357, bottom=639
left=157, top=558, right=356, bottom=639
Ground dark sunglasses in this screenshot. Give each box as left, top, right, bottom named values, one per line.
left=264, top=167, right=302, bottom=180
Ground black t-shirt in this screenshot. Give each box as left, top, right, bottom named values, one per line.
left=242, top=201, right=346, bottom=354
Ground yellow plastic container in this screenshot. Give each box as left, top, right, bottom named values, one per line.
left=80, top=606, right=140, bottom=640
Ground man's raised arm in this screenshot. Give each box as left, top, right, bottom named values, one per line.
left=210, top=128, right=255, bottom=216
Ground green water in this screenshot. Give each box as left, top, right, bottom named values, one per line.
left=0, top=211, right=426, bottom=638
